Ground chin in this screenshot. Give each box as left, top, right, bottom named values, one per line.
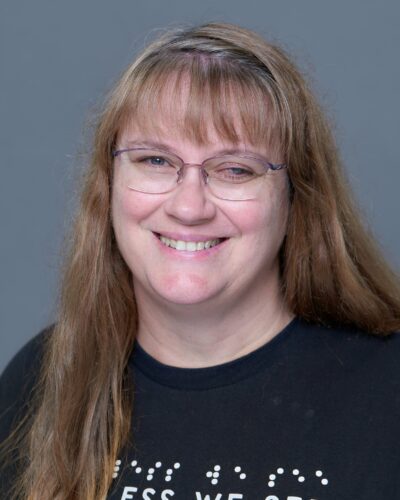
left=149, top=273, right=220, bottom=306
left=161, top=293, right=212, bottom=306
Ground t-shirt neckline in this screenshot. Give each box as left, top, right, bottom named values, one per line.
left=130, top=317, right=298, bottom=390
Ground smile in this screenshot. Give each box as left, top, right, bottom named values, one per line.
left=158, top=235, right=224, bottom=251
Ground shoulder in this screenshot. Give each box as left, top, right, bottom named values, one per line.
left=293, top=318, right=400, bottom=379
left=0, top=326, right=53, bottom=441
left=295, top=316, right=400, bottom=344
left=0, top=326, right=52, bottom=392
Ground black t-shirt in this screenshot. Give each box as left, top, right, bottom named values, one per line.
left=1, top=318, right=400, bottom=500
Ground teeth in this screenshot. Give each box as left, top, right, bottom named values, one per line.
left=159, top=236, right=222, bottom=251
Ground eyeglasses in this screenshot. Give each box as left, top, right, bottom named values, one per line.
left=112, top=147, right=287, bottom=201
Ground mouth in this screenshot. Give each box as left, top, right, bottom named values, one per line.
left=155, top=233, right=227, bottom=252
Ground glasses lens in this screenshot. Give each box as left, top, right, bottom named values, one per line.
left=117, top=149, right=180, bottom=194
left=205, top=156, right=267, bottom=201
left=115, top=150, right=283, bottom=200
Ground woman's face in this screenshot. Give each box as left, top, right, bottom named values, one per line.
left=111, top=122, right=290, bottom=309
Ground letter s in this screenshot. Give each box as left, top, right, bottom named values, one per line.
left=161, top=490, right=175, bottom=499
left=142, top=488, right=156, bottom=499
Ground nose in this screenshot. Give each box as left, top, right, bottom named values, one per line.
left=163, top=165, right=217, bottom=224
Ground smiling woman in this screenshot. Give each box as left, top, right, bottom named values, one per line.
left=1, top=23, right=400, bottom=500
left=112, top=121, right=291, bottom=341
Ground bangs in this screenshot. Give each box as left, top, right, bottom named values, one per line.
left=118, top=51, right=286, bottom=151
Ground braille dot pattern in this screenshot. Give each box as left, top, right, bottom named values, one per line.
left=315, top=470, right=329, bottom=486
left=128, top=459, right=181, bottom=484
left=267, top=467, right=285, bottom=488
left=268, top=472, right=276, bottom=488
left=234, top=465, right=247, bottom=480
left=206, top=465, right=222, bottom=485
left=165, top=462, right=180, bottom=482
left=146, top=461, right=163, bottom=481
left=147, top=467, right=155, bottom=481
left=112, top=459, right=121, bottom=479
left=114, top=459, right=329, bottom=491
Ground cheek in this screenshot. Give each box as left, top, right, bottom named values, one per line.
left=111, top=186, right=155, bottom=267
left=111, top=186, right=164, bottom=280
left=111, top=183, right=156, bottom=231
left=229, top=193, right=289, bottom=242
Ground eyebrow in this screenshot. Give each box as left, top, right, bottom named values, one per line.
left=122, top=139, right=263, bottom=159
left=124, top=140, right=181, bottom=154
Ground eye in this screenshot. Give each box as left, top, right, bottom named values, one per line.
left=129, top=151, right=179, bottom=173
left=212, top=163, right=257, bottom=183
left=141, top=156, right=171, bottom=167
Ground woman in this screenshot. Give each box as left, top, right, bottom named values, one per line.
left=1, top=22, right=400, bottom=500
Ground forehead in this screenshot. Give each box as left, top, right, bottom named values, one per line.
left=118, top=123, right=253, bottom=162
left=117, top=69, right=282, bottom=155
left=118, top=120, right=283, bottom=165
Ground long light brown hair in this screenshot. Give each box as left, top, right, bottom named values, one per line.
left=7, top=22, right=400, bottom=499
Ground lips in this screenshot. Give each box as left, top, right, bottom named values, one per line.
left=154, top=233, right=227, bottom=252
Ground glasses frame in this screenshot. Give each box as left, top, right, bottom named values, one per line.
left=112, top=147, right=287, bottom=201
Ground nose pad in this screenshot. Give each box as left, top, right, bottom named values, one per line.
left=176, top=165, right=209, bottom=186
left=201, top=167, right=209, bottom=185
left=176, top=167, right=185, bottom=184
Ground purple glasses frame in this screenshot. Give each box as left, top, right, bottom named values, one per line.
left=112, top=147, right=287, bottom=181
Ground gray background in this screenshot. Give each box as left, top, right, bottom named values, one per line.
left=1, top=0, right=399, bottom=373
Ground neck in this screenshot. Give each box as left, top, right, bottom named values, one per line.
left=135, top=273, right=294, bottom=368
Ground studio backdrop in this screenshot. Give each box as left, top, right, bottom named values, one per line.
left=1, top=0, right=399, bottom=372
